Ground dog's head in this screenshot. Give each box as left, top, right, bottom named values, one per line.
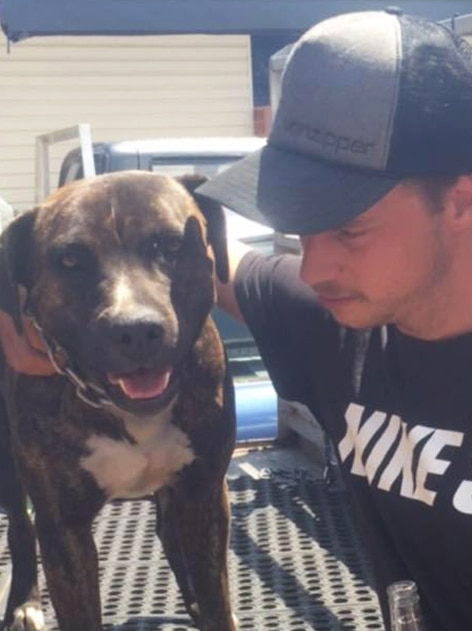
left=1, top=171, right=228, bottom=414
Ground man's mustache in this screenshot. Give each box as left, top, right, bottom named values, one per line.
left=311, top=282, right=366, bottom=301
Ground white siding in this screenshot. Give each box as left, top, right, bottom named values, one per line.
left=0, top=34, right=253, bottom=211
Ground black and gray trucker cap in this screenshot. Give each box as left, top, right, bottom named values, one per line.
left=197, top=9, right=472, bottom=234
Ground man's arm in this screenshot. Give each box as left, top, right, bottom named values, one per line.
left=0, top=288, right=56, bottom=376
left=215, top=239, right=252, bottom=323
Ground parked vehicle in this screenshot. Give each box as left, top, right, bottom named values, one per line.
left=58, top=136, right=278, bottom=442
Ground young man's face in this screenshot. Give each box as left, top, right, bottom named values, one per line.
left=299, top=181, right=455, bottom=336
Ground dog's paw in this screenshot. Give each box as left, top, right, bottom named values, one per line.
left=8, top=602, right=45, bottom=631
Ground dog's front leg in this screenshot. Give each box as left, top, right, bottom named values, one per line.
left=0, top=395, right=42, bottom=631
left=156, top=480, right=237, bottom=631
left=3, top=498, right=41, bottom=631
left=155, top=487, right=199, bottom=622
left=33, top=507, right=102, bottom=631
left=0, top=476, right=42, bottom=631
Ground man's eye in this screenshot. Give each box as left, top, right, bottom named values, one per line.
left=338, top=227, right=367, bottom=240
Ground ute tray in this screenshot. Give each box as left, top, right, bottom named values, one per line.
left=0, top=471, right=384, bottom=630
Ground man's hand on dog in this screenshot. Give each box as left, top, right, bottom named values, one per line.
left=0, top=288, right=56, bottom=376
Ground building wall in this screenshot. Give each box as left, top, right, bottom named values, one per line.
left=0, top=33, right=253, bottom=212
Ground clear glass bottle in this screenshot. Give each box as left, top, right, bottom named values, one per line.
left=387, top=580, right=427, bottom=631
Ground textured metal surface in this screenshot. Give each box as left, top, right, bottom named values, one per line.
left=0, top=474, right=385, bottom=630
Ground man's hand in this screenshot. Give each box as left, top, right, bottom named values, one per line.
left=0, top=306, right=56, bottom=376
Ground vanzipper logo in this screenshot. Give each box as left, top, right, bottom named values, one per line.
left=283, top=119, right=374, bottom=155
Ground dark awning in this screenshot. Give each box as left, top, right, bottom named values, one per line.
left=1, top=0, right=472, bottom=43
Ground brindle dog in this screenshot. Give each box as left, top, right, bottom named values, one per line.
left=0, top=171, right=237, bottom=631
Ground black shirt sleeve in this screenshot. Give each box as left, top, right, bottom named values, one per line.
left=233, top=250, right=340, bottom=409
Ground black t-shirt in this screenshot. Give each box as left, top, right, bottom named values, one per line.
left=234, top=250, right=472, bottom=631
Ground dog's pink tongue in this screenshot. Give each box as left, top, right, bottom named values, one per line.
left=107, top=368, right=171, bottom=400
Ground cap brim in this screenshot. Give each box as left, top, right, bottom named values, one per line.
left=196, top=143, right=401, bottom=235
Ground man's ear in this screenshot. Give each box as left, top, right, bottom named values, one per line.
left=177, top=174, right=229, bottom=283
left=448, top=175, right=472, bottom=226
left=0, top=208, right=38, bottom=332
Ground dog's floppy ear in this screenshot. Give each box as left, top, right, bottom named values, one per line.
left=0, top=208, right=38, bottom=333
left=177, top=174, right=229, bottom=283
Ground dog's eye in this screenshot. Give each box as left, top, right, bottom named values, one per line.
left=60, top=253, right=79, bottom=269
left=146, top=234, right=182, bottom=262
left=54, top=245, right=91, bottom=272
left=162, top=235, right=182, bottom=256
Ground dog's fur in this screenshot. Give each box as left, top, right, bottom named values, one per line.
left=0, top=171, right=237, bottom=631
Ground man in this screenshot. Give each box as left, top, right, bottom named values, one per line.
left=195, top=9, right=472, bottom=631
left=2, top=8, right=472, bottom=631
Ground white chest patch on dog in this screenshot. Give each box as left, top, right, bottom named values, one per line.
left=80, top=402, right=195, bottom=500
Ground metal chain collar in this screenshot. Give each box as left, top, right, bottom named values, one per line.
left=27, top=314, right=113, bottom=409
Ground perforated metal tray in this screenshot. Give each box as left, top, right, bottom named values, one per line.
left=0, top=473, right=385, bottom=630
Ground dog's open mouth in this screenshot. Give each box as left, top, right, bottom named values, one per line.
left=106, top=366, right=172, bottom=400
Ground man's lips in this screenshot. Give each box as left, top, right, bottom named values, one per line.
left=106, top=367, right=172, bottom=400
left=316, top=293, right=357, bottom=309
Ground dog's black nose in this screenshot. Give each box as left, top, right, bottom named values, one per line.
left=103, top=319, right=166, bottom=356
left=116, top=322, right=163, bottom=346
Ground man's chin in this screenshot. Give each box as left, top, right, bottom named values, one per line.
left=327, top=305, right=388, bottom=330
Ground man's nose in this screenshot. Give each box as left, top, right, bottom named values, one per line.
left=299, top=233, right=343, bottom=286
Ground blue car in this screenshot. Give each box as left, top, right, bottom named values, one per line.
left=212, top=307, right=278, bottom=442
